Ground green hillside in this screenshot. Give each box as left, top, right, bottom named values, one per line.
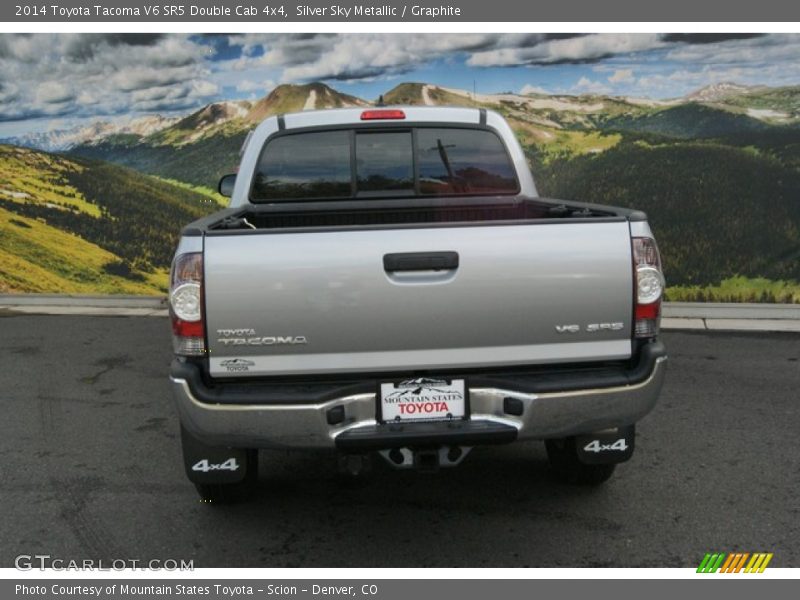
left=59, top=81, right=800, bottom=300
left=721, top=85, right=800, bottom=115
left=248, top=82, right=365, bottom=122
left=381, top=82, right=430, bottom=105
left=0, top=145, right=219, bottom=294
left=603, top=104, right=776, bottom=139
left=0, top=204, right=166, bottom=294
left=383, top=82, right=483, bottom=107
left=531, top=139, right=800, bottom=286
left=75, top=132, right=247, bottom=190
left=508, top=116, right=622, bottom=162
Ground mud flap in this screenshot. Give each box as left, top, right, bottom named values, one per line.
left=575, top=425, right=635, bottom=465
left=180, top=424, right=250, bottom=484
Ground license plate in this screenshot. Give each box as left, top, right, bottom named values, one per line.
left=379, top=378, right=467, bottom=422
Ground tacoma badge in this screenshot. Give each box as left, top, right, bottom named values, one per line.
left=217, top=336, right=308, bottom=346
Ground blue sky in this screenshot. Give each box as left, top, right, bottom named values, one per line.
left=1, top=33, right=799, bottom=137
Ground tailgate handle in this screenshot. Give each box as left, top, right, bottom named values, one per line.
left=383, top=251, right=459, bottom=272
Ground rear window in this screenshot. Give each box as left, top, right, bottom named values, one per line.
left=250, top=127, right=519, bottom=202
left=356, top=132, right=414, bottom=195
left=251, top=130, right=352, bottom=200
left=417, top=128, right=518, bottom=195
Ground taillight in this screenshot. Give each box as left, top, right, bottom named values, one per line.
left=170, top=252, right=205, bottom=356
left=632, top=237, right=665, bottom=339
left=360, top=109, right=405, bottom=120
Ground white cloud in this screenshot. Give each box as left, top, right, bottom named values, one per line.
left=665, top=34, right=800, bottom=65
left=574, top=76, right=612, bottom=95
left=130, top=85, right=185, bottom=104
left=1, top=33, right=799, bottom=127
left=112, top=66, right=199, bottom=92
left=635, top=62, right=800, bottom=97
left=35, top=82, right=74, bottom=105
left=221, top=33, right=556, bottom=83
left=608, top=69, right=634, bottom=83
left=277, top=34, right=512, bottom=82
left=235, top=79, right=275, bottom=93
left=76, top=90, right=99, bottom=106
left=0, top=82, right=20, bottom=104
left=191, top=80, right=219, bottom=97
left=0, top=33, right=213, bottom=121
left=468, top=34, right=663, bottom=67
left=519, top=84, right=551, bottom=95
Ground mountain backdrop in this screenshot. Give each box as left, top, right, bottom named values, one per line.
left=2, top=81, right=799, bottom=301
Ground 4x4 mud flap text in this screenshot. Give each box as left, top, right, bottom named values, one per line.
left=180, top=425, right=250, bottom=484
left=575, top=425, right=635, bottom=465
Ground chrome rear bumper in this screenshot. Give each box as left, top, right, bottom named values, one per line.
left=171, top=355, right=667, bottom=449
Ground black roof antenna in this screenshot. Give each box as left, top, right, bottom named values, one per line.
left=376, top=94, right=385, bottom=107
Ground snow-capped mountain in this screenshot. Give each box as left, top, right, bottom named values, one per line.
left=2, top=114, right=179, bottom=152
left=684, top=82, right=760, bottom=103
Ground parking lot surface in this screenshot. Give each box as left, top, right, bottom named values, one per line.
left=1, top=315, right=798, bottom=567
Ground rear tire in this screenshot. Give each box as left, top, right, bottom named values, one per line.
left=193, top=449, right=259, bottom=504
left=545, top=438, right=616, bottom=485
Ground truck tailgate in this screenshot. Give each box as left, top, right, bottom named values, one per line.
left=204, top=222, right=633, bottom=377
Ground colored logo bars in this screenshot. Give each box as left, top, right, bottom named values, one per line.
left=697, top=552, right=773, bottom=573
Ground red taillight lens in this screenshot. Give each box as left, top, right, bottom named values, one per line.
left=172, top=317, right=203, bottom=338
left=170, top=252, right=205, bottom=356
left=635, top=301, right=660, bottom=320
left=632, top=237, right=665, bottom=339
left=361, top=109, right=405, bottom=120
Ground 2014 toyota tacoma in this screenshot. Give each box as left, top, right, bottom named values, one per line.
left=168, top=106, right=667, bottom=502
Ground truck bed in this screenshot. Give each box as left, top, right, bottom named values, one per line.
left=183, top=196, right=646, bottom=236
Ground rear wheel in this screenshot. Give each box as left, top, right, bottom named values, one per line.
left=545, top=438, right=616, bottom=485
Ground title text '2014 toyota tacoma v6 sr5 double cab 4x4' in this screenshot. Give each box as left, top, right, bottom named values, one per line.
left=168, top=106, right=667, bottom=502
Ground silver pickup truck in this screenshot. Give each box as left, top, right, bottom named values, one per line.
left=168, top=106, right=667, bottom=502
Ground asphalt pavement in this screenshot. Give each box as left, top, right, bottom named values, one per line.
left=0, top=314, right=798, bottom=568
